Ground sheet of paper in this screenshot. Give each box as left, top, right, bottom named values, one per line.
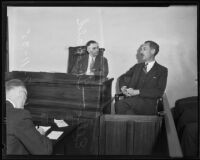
left=54, top=119, right=69, bottom=128
left=39, top=126, right=51, bottom=133
left=47, top=131, right=63, bottom=140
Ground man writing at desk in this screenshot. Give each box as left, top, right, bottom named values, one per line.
left=6, top=79, right=52, bottom=155
left=71, top=40, right=109, bottom=77
left=115, top=40, right=168, bottom=115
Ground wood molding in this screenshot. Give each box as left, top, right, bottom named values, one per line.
left=163, top=93, right=183, bottom=157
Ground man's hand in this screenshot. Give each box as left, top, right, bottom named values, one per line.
left=121, top=86, right=129, bottom=96
left=90, top=69, right=96, bottom=75
left=121, top=86, right=132, bottom=97
left=121, top=86, right=127, bottom=93
left=126, top=88, right=140, bottom=97
left=36, top=126, right=45, bottom=135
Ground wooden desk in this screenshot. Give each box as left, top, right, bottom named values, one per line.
left=34, top=118, right=80, bottom=154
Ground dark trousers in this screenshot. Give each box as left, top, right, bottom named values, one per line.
left=115, top=96, right=157, bottom=115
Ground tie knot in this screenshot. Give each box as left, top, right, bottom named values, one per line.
left=90, top=57, right=95, bottom=71
left=143, top=63, right=148, bottom=73
left=144, top=63, right=148, bottom=69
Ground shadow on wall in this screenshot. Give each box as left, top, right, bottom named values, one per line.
left=115, top=44, right=145, bottom=94
left=136, top=44, right=145, bottom=64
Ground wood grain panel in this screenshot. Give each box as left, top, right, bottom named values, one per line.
left=105, top=121, right=127, bottom=155
left=99, top=115, right=163, bottom=155
left=5, top=71, right=113, bottom=112
left=64, top=117, right=100, bottom=155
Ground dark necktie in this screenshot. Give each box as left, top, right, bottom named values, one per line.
left=143, top=63, right=148, bottom=73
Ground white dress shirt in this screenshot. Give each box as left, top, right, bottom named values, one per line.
left=145, top=61, right=155, bottom=72
left=86, top=55, right=96, bottom=75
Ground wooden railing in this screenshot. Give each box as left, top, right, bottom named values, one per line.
left=163, top=93, right=183, bottom=157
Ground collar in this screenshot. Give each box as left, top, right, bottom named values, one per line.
left=6, top=98, right=16, bottom=108
left=145, top=60, right=155, bottom=65
left=145, top=60, right=156, bottom=72
left=89, top=54, right=96, bottom=60
left=146, top=60, right=155, bottom=66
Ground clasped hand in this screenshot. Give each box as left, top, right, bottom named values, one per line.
left=121, top=86, right=139, bottom=97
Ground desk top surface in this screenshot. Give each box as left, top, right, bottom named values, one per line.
left=35, top=119, right=79, bottom=146
left=6, top=71, right=113, bottom=85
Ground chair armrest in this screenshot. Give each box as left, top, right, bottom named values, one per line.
left=115, top=93, right=126, bottom=102
left=156, top=97, right=165, bottom=116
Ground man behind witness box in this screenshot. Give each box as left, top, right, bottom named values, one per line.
left=115, top=40, right=168, bottom=115
left=6, top=79, right=52, bottom=155
left=71, top=40, right=109, bottom=77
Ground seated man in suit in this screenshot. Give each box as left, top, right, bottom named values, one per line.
left=71, top=40, right=109, bottom=77
left=6, top=79, right=53, bottom=155
left=115, top=40, right=168, bottom=115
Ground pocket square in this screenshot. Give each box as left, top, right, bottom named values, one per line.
left=153, top=76, right=157, bottom=79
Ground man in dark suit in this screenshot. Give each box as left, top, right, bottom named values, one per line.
left=71, top=40, right=109, bottom=77
left=6, top=79, right=53, bottom=155
left=115, top=40, right=168, bottom=115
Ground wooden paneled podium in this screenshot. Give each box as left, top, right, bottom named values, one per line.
left=5, top=71, right=114, bottom=155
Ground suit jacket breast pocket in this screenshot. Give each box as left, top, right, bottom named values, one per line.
left=150, top=75, right=159, bottom=86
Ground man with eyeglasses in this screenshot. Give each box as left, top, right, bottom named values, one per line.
left=71, top=40, right=109, bottom=77
left=5, top=79, right=52, bottom=155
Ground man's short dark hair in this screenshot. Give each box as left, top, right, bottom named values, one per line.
left=144, top=40, right=159, bottom=56
left=86, top=40, right=98, bottom=47
left=6, top=79, right=26, bottom=92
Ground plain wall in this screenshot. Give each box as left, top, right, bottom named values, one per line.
left=7, top=6, right=197, bottom=108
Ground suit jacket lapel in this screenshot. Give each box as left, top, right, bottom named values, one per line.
left=81, top=54, right=89, bottom=72
left=93, top=54, right=101, bottom=69
left=129, top=63, right=144, bottom=88
left=145, top=61, right=159, bottom=78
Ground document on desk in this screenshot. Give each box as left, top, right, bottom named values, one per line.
left=35, top=126, right=51, bottom=133
left=54, top=119, right=69, bottom=128
left=39, top=126, right=51, bottom=132
left=47, top=131, right=63, bottom=140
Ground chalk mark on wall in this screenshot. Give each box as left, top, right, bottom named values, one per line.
left=20, top=28, right=31, bottom=69
left=76, top=18, right=90, bottom=45
left=98, top=8, right=104, bottom=47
